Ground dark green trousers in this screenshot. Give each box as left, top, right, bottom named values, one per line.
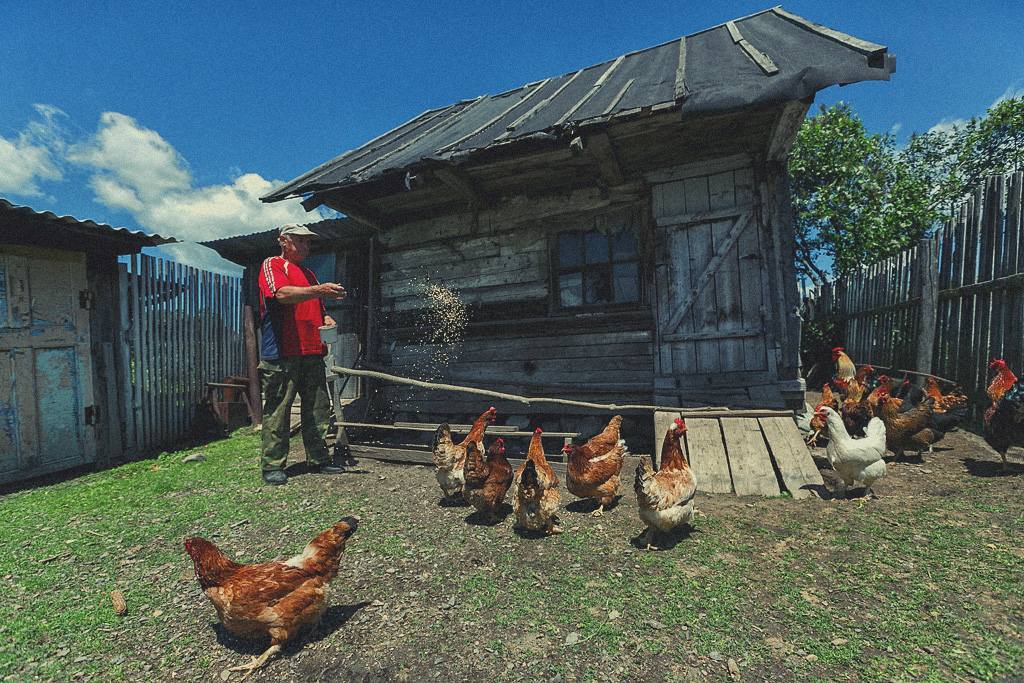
left=259, top=355, right=332, bottom=471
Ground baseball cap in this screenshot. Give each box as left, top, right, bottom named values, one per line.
left=279, top=224, right=319, bottom=237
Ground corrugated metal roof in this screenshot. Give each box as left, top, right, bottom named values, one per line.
left=0, top=198, right=177, bottom=253
left=199, top=217, right=372, bottom=266
left=263, top=6, right=895, bottom=204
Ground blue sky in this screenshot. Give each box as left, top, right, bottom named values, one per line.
left=2, top=1, right=1021, bottom=274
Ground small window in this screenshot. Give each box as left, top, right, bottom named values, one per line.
left=555, top=228, right=640, bottom=308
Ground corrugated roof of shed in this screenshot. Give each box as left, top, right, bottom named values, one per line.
left=0, top=198, right=176, bottom=253
left=263, top=6, right=895, bottom=203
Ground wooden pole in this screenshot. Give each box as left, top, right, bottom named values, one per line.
left=243, top=305, right=262, bottom=426
left=915, top=236, right=939, bottom=379
left=329, top=365, right=793, bottom=416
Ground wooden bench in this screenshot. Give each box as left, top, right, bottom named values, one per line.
left=333, top=420, right=582, bottom=472
left=334, top=421, right=581, bottom=446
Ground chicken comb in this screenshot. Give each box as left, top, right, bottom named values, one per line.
left=673, top=418, right=685, bottom=427
left=534, top=428, right=543, bottom=434
left=990, top=359, right=1006, bottom=370
left=832, top=346, right=844, bottom=353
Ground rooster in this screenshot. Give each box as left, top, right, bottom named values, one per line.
left=431, top=407, right=497, bottom=501
left=183, top=518, right=358, bottom=680
left=986, top=359, right=1018, bottom=423
left=831, top=347, right=857, bottom=391
left=462, top=438, right=513, bottom=523
left=512, top=428, right=562, bottom=534
left=634, top=418, right=697, bottom=550
left=985, top=362, right=1024, bottom=471
left=815, top=406, right=886, bottom=499
left=563, top=415, right=627, bottom=516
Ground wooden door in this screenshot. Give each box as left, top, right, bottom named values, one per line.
left=652, top=166, right=779, bottom=406
left=0, top=244, right=95, bottom=482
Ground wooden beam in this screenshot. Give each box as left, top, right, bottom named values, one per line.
left=645, top=153, right=752, bottom=184
left=766, top=100, right=811, bottom=161
left=313, top=193, right=387, bottom=232
left=434, top=166, right=495, bottom=208
left=586, top=133, right=624, bottom=186
left=497, top=70, right=587, bottom=140
left=726, top=21, right=779, bottom=76
left=436, top=80, right=551, bottom=155
left=673, top=37, right=689, bottom=102
left=655, top=203, right=750, bottom=228
left=772, top=7, right=887, bottom=56
left=555, top=55, right=625, bottom=126
left=663, top=326, right=762, bottom=343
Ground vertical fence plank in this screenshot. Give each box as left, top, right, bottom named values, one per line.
left=1008, top=173, right=1024, bottom=375
left=803, top=172, right=1023, bottom=428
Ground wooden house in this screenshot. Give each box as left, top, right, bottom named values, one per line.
left=0, top=199, right=175, bottom=484
left=251, top=8, right=895, bottom=425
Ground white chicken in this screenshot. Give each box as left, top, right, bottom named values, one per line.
left=815, top=406, right=887, bottom=499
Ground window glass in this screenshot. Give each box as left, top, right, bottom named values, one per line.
left=613, top=262, right=639, bottom=302
left=584, top=231, right=608, bottom=264
left=611, top=231, right=637, bottom=260
left=558, top=233, right=581, bottom=267
left=559, top=272, right=583, bottom=307
left=584, top=266, right=612, bottom=305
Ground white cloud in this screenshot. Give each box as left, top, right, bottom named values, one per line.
left=0, top=105, right=65, bottom=196
left=993, top=84, right=1024, bottom=106
left=927, top=117, right=969, bottom=135
left=927, top=84, right=1024, bottom=136
left=65, top=112, right=320, bottom=242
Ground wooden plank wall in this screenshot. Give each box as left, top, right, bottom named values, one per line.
left=120, top=254, right=245, bottom=454
left=805, top=171, right=1024, bottom=422
left=376, top=190, right=654, bottom=416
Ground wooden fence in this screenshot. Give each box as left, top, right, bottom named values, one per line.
left=804, top=171, right=1024, bottom=418
left=119, top=254, right=245, bottom=453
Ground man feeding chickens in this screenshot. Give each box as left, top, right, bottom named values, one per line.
left=257, top=224, right=348, bottom=485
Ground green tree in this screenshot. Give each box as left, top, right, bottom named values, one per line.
left=790, top=98, right=1024, bottom=286
left=789, top=103, right=936, bottom=285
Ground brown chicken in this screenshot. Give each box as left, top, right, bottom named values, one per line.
left=563, top=415, right=627, bottom=516
left=512, top=428, right=562, bottom=534
left=923, top=376, right=967, bottom=412
left=877, top=392, right=936, bottom=459
left=462, top=438, right=513, bottom=523
left=183, top=518, right=358, bottom=680
left=986, top=359, right=1017, bottom=423
left=867, top=374, right=894, bottom=412
left=807, top=383, right=838, bottom=447
left=841, top=379, right=874, bottom=437
left=634, top=418, right=697, bottom=551
left=432, top=407, right=497, bottom=500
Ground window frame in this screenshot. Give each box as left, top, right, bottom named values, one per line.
left=551, top=212, right=644, bottom=312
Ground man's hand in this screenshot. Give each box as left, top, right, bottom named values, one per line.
left=316, top=283, right=347, bottom=300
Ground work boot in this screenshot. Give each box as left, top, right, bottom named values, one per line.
left=262, top=470, right=288, bottom=485
left=311, top=463, right=344, bottom=475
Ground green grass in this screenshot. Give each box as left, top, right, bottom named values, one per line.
left=2, top=429, right=1022, bottom=682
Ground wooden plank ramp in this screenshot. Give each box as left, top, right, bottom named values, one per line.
left=654, top=410, right=824, bottom=498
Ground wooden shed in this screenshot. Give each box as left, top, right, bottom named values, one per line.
left=253, top=9, right=895, bottom=426
left=0, top=199, right=175, bottom=484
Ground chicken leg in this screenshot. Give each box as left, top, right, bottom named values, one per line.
left=229, top=643, right=281, bottom=681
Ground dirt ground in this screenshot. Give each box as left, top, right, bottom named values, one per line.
left=167, top=397, right=1023, bottom=683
